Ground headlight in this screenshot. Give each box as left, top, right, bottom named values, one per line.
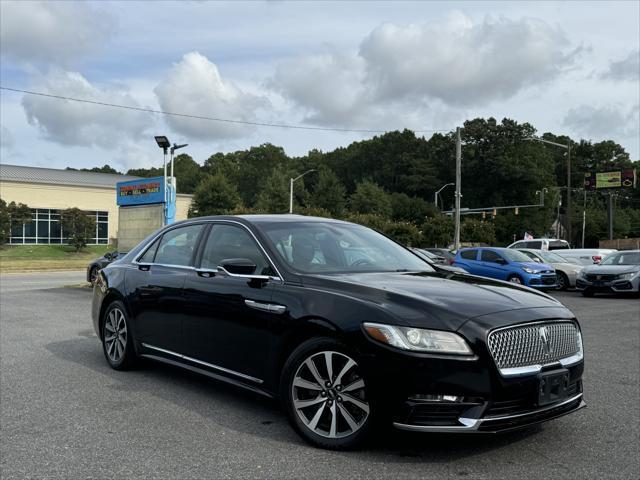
left=578, top=270, right=587, bottom=278
left=617, top=271, right=638, bottom=280
left=363, top=323, right=473, bottom=355
left=522, top=266, right=540, bottom=274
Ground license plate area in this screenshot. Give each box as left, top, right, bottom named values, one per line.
left=537, top=369, right=570, bottom=406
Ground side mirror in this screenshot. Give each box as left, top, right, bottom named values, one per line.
left=219, top=258, right=257, bottom=275
left=104, top=252, right=112, bottom=261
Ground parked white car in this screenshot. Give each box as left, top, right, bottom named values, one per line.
left=555, top=249, right=617, bottom=266
left=507, top=238, right=570, bottom=251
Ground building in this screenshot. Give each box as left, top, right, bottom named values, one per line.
left=0, top=164, right=193, bottom=245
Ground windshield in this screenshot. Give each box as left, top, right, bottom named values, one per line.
left=539, top=251, right=566, bottom=263
left=501, top=249, right=534, bottom=263
left=259, top=221, right=433, bottom=274
left=600, top=251, right=640, bottom=266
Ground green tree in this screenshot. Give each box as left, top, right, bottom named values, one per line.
left=255, top=168, right=290, bottom=213
left=0, top=199, right=32, bottom=245
left=390, top=192, right=437, bottom=223
left=172, top=154, right=202, bottom=194
left=348, top=180, right=392, bottom=217
left=311, top=169, right=346, bottom=215
left=421, top=215, right=454, bottom=248
left=461, top=219, right=496, bottom=245
left=60, top=208, right=96, bottom=252
left=126, top=166, right=163, bottom=178
left=189, top=174, right=241, bottom=217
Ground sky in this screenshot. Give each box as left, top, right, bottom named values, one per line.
left=1, top=0, right=639, bottom=172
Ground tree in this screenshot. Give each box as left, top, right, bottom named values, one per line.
left=421, top=215, right=454, bottom=248
left=461, top=219, right=496, bottom=245
left=255, top=169, right=290, bottom=213
left=189, top=174, right=241, bottom=217
left=311, top=169, right=346, bottom=215
left=390, top=192, right=437, bottom=224
left=172, top=154, right=202, bottom=194
left=348, top=180, right=392, bottom=217
left=60, top=208, right=96, bottom=252
left=0, top=199, right=32, bottom=245
left=126, top=166, right=163, bottom=178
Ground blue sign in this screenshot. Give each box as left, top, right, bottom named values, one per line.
left=116, top=176, right=165, bottom=206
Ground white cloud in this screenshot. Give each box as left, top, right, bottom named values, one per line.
left=154, top=52, right=269, bottom=140
left=601, top=49, right=639, bottom=81
left=1, top=125, right=15, bottom=149
left=21, top=69, right=153, bottom=148
left=272, top=13, right=580, bottom=127
left=563, top=104, right=640, bottom=141
left=0, top=0, right=113, bottom=66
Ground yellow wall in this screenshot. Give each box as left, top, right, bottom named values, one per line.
left=0, top=180, right=193, bottom=243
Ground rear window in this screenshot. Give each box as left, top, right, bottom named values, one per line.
left=460, top=249, right=478, bottom=260
left=525, top=241, right=542, bottom=249
left=549, top=240, right=570, bottom=250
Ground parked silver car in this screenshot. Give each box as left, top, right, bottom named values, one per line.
left=517, top=249, right=583, bottom=290
left=576, top=250, right=640, bottom=297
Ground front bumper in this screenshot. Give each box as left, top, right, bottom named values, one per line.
left=576, top=276, right=640, bottom=293
left=525, top=273, right=557, bottom=289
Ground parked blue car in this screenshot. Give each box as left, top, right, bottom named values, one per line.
left=454, top=247, right=557, bottom=288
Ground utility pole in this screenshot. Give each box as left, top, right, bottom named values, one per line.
left=566, top=143, right=572, bottom=245
left=608, top=192, right=614, bottom=240
left=581, top=189, right=586, bottom=248
left=453, top=127, right=462, bottom=251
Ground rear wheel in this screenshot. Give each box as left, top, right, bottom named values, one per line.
left=556, top=272, right=569, bottom=290
left=281, top=337, right=372, bottom=450
left=101, top=300, right=137, bottom=370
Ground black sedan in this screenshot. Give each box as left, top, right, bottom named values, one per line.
left=92, top=215, right=585, bottom=449
left=87, top=251, right=125, bottom=284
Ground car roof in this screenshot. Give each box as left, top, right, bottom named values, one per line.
left=167, top=214, right=351, bottom=227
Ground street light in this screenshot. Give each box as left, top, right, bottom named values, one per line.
left=289, top=169, right=316, bottom=214
left=434, top=183, right=455, bottom=210
left=525, top=136, right=572, bottom=243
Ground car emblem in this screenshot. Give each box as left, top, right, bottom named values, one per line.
left=596, top=275, right=602, bottom=280
left=539, top=326, right=552, bottom=356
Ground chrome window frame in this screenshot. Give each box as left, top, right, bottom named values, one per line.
left=132, top=219, right=283, bottom=281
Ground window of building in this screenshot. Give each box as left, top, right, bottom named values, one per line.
left=9, top=209, right=109, bottom=245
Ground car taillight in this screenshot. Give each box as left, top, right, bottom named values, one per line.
left=448, top=258, right=455, bottom=265
left=592, top=255, right=602, bottom=264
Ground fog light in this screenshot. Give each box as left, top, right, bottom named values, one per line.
left=408, top=394, right=464, bottom=402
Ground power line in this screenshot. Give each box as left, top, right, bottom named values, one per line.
left=0, top=86, right=450, bottom=135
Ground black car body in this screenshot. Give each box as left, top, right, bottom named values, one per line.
left=92, top=215, right=585, bottom=449
left=87, top=251, right=125, bottom=283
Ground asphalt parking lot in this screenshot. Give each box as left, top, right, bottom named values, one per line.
left=1, top=272, right=638, bottom=479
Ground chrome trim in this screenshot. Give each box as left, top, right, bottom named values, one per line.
left=217, top=265, right=279, bottom=282
left=141, top=343, right=263, bottom=383
left=244, top=299, right=287, bottom=314
left=393, top=393, right=584, bottom=432
left=481, top=393, right=583, bottom=422
left=132, top=219, right=284, bottom=281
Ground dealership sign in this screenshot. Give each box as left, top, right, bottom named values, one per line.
left=584, top=169, right=636, bottom=190
left=116, top=176, right=165, bottom=206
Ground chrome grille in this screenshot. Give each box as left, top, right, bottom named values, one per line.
left=487, top=322, right=582, bottom=374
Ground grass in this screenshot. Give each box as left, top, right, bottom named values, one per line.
left=0, top=244, right=114, bottom=272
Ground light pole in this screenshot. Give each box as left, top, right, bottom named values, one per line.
left=289, top=169, right=316, bottom=214
left=154, top=136, right=171, bottom=225
left=525, top=136, right=572, bottom=243
left=434, top=183, right=455, bottom=210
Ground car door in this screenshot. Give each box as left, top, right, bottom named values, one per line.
left=479, top=249, right=508, bottom=280
left=127, top=223, right=205, bottom=353
left=455, top=249, right=479, bottom=273
left=181, top=223, right=283, bottom=382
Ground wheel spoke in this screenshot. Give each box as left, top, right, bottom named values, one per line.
left=341, top=378, right=365, bottom=393
left=333, top=359, right=355, bottom=386
left=307, top=403, right=325, bottom=431
left=105, top=323, right=115, bottom=333
left=293, top=377, right=323, bottom=391
left=328, top=402, right=337, bottom=437
left=324, top=352, right=333, bottom=383
left=105, top=334, right=116, bottom=342
left=337, top=402, right=359, bottom=432
left=305, top=358, right=325, bottom=387
left=294, top=396, right=326, bottom=410
left=341, top=393, right=370, bottom=414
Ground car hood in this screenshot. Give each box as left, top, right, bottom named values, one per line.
left=518, top=261, right=554, bottom=271
left=306, top=271, right=565, bottom=331
left=582, top=265, right=640, bottom=275
left=553, top=262, right=583, bottom=272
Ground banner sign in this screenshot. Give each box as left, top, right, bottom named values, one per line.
left=116, top=176, right=165, bottom=206
left=584, top=169, right=636, bottom=190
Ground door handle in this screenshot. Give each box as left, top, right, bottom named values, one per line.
left=196, top=269, right=217, bottom=278
left=138, top=264, right=150, bottom=271
left=244, top=299, right=286, bottom=314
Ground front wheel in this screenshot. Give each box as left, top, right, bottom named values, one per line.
left=281, top=338, right=372, bottom=450
left=556, top=272, right=569, bottom=290
left=101, top=300, right=137, bottom=370
left=507, top=274, right=523, bottom=285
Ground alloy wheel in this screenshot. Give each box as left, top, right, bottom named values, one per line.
left=104, top=308, right=127, bottom=363
left=291, top=351, right=369, bottom=439
left=509, top=276, right=522, bottom=284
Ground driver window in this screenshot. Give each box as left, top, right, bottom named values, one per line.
left=481, top=250, right=504, bottom=263
left=201, top=224, right=273, bottom=275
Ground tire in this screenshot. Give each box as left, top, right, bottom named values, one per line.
left=507, top=274, right=523, bottom=285
left=101, top=300, right=137, bottom=370
left=556, top=272, right=569, bottom=291
left=581, top=290, right=595, bottom=297
left=89, top=266, right=99, bottom=285
left=280, top=337, right=373, bottom=450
